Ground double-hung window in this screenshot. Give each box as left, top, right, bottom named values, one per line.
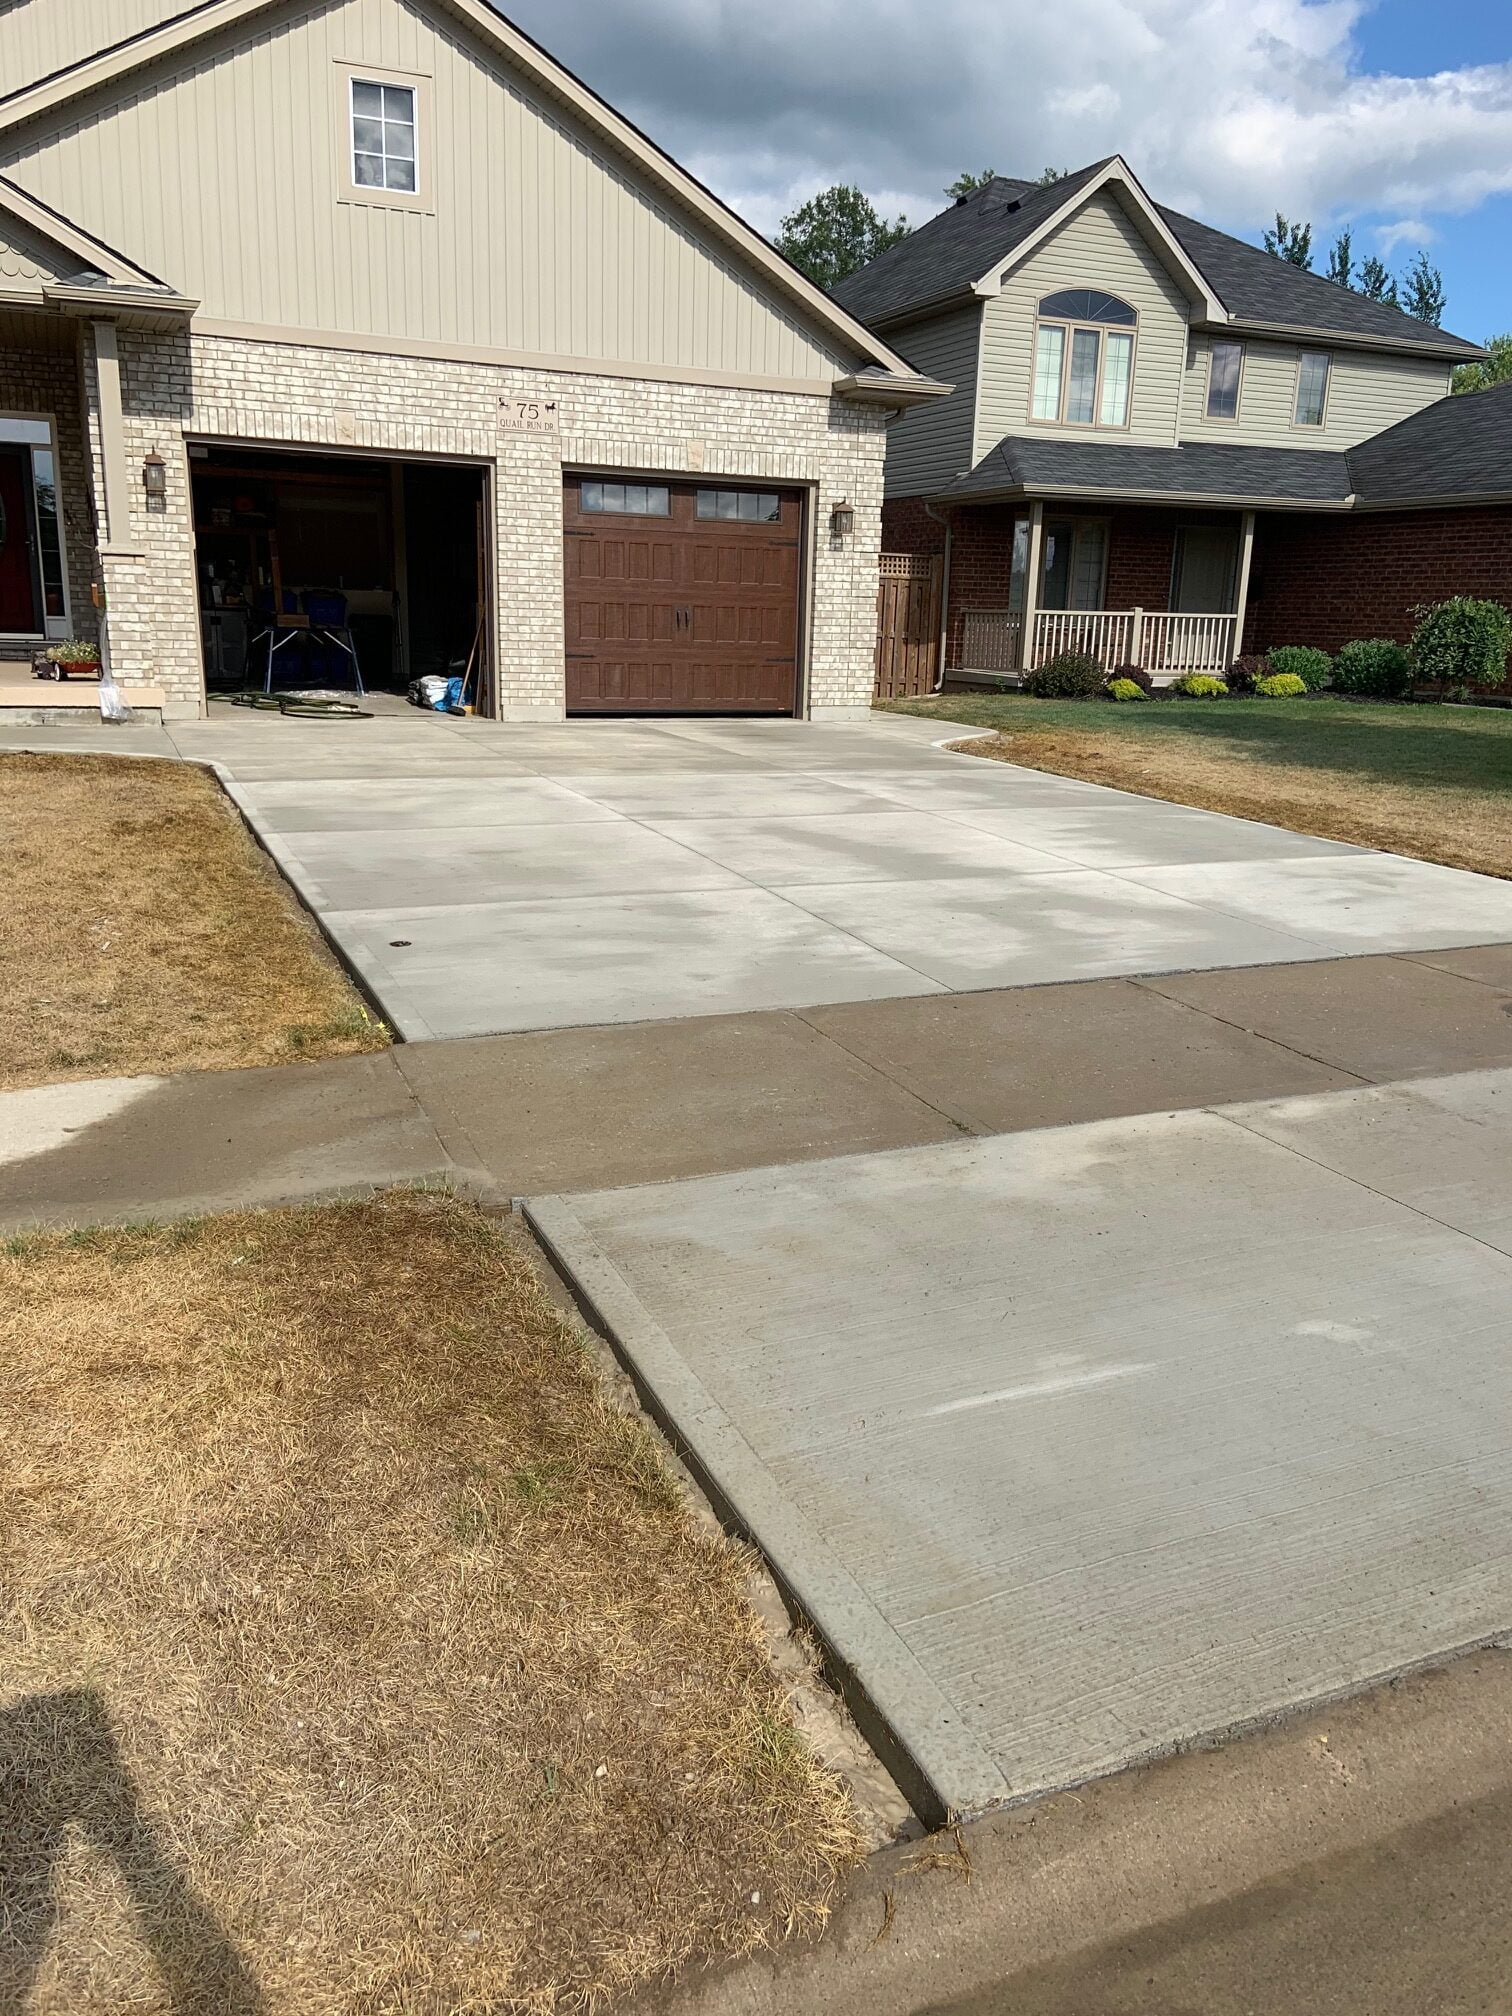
left=1030, top=289, right=1137, bottom=428
left=351, top=78, right=417, bottom=193
left=1294, top=350, right=1332, bottom=427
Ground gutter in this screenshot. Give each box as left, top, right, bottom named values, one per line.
left=832, top=372, right=952, bottom=409
left=1195, top=316, right=1484, bottom=365
left=926, top=483, right=1356, bottom=512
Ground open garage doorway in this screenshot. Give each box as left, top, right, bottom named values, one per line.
left=190, top=445, right=491, bottom=712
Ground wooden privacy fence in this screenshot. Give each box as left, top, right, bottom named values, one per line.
left=874, top=554, right=942, bottom=700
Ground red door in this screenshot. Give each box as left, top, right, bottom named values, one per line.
left=563, top=476, right=803, bottom=714
left=0, top=448, right=39, bottom=635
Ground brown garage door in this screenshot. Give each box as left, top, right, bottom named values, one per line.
left=563, top=476, right=803, bottom=714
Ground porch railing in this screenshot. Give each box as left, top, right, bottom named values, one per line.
left=952, top=607, right=1239, bottom=680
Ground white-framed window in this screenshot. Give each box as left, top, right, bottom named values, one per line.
left=336, top=63, right=430, bottom=211
left=351, top=77, right=416, bottom=193
left=1206, top=340, right=1244, bottom=421
left=1029, top=290, right=1138, bottom=429
left=1294, top=350, right=1332, bottom=428
left=580, top=481, right=670, bottom=516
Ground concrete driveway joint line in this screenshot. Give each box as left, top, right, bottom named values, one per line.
left=524, top=1190, right=1011, bottom=1827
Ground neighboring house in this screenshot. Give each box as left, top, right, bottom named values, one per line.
left=0, top=0, right=942, bottom=720
left=833, top=157, right=1492, bottom=680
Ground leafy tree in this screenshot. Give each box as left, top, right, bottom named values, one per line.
left=1036, top=166, right=1071, bottom=186
left=1400, top=249, right=1446, bottom=326
left=1452, top=333, right=1512, bottom=395
left=1325, top=228, right=1353, bottom=288
left=776, top=185, right=908, bottom=290
left=1356, top=255, right=1397, bottom=304
left=946, top=168, right=997, bottom=199
left=1263, top=213, right=1313, bottom=268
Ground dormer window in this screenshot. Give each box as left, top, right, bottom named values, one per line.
left=1030, top=291, right=1138, bottom=428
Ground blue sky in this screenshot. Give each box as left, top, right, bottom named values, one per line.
left=510, top=0, right=1512, bottom=346
left=1347, top=0, right=1510, bottom=338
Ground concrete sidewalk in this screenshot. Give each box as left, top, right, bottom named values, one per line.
left=4, top=944, right=1511, bottom=1230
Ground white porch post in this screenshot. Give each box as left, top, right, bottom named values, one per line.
left=1233, top=510, right=1257, bottom=658
left=1021, top=499, right=1044, bottom=672
left=1129, top=606, right=1144, bottom=667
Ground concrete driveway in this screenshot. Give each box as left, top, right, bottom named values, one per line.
left=178, top=711, right=1512, bottom=1039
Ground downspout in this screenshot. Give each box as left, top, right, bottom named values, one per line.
left=922, top=502, right=953, bottom=693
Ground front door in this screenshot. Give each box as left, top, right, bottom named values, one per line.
left=0, top=447, right=40, bottom=635
left=1172, top=524, right=1239, bottom=612
left=1041, top=517, right=1107, bottom=610
left=563, top=476, right=803, bottom=714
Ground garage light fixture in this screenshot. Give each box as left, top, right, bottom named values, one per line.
left=142, top=451, right=168, bottom=500
left=829, top=498, right=854, bottom=540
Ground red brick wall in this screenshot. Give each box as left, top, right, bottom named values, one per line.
left=1246, top=505, right=1512, bottom=658
left=883, top=498, right=1180, bottom=647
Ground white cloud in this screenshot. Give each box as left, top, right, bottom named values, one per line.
left=502, top=0, right=1512, bottom=241
left=1375, top=217, right=1437, bottom=255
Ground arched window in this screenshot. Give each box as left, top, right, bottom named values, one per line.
left=1031, top=291, right=1138, bottom=427
left=1037, top=289, right=1137, bottom=325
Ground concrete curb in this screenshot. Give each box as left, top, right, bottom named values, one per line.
left=523, top=1191, right=1011, bottom=1827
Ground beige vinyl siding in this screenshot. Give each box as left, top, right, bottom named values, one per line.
left=1180, top=335, right=1452, bottom=448
left=882, top=304, right=980, bottom=497
left=976, top=191, right=1190, bottom=455
left=0, top=0, right=190, bottom=97
left=1, top=0, right=850, bottom=382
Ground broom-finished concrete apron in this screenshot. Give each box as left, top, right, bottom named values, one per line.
left=156, top=708, right=1512, bottom=1038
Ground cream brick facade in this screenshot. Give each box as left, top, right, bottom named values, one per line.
left=80, top=325, right=888, bottom=719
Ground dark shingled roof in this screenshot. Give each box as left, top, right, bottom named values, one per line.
left=1346, top=380, right=1512, bottom=502
left=830, top=166, right=1109, bottom=325
left=832, top=166, right=1481, bottom=359
left=933, top=436, right=1354, bottom=506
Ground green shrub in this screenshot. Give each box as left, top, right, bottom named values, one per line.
left=1168, top=673, right=1229, bottom=698
left=1254, top=672, right=1308, bottom=698
left=1409, top=597, right=1512, bottom=691
left=1265, top=645, right=1333, bottom=690
left=1333, top=638, right=1412, bottom=698
left=1108, top=662, right=1154, bottom=693
left=1225, top=653, right=1270, bottom=694
left=1022, top=650, right=1105, bottom=698
left=1105, top=677, right=1148, bottom=702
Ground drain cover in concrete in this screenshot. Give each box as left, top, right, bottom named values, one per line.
left=527, top=1069, right=1512, bottom=1822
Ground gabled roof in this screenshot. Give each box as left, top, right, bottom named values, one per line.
left=833, top=161, right=1481, bottom=361
left=1347, top=381, right=1512, bottom=506
left=0, top=170, right=168, bottom=289
left=0, top=0, right=937, bottom=392
left=931, top=435, right=1354, bottom=510
left=1157, top=210, right=1480, bottom=358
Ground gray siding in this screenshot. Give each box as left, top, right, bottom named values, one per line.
left=1179, top=334, right=1452, bottom=449
left=0, top=209, right=68, bottom=285
left=883, top=304, right=981, bottom=497
left=1, top=0, right=851, bottom=383
left=976, top=191, right=1191, bottom=454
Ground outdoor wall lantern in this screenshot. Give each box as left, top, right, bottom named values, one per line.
left=142, top=451, right=167, bottom=499
left=829, top=498, right=854, bottom=540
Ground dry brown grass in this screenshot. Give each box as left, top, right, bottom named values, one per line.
left=0, top=1192, right=860, bottom=2013
left=0, top=754, right=388, bottom=1091
left=955, top=729, right=1512, bottom=880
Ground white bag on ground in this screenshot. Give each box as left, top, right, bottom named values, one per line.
left=98, top=666, right=133, bottom=723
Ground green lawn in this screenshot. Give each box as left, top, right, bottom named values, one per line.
left=881, top=694, right=1512, bottom=797
left=877, top=694, right=1512, bottom=879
